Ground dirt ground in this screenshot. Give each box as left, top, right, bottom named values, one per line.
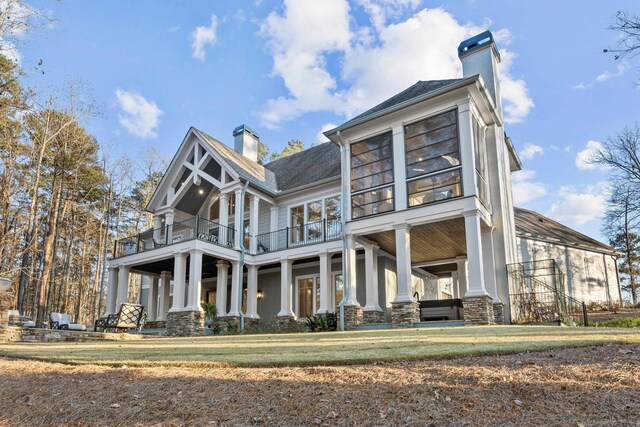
left=1, top=344, right=639, bottom=427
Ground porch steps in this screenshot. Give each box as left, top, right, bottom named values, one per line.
left=355, top=320, right=464, bottom=331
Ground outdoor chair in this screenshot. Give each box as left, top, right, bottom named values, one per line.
left=94, top=303, right=145, bottom=333
left=49, top=312, right=87, bottom=331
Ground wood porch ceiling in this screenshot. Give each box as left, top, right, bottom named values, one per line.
left=364, top=218, right=467, bottom=265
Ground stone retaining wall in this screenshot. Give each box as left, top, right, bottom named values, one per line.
left=390, top=301, right=419, bottom=327
left=0, top=326, right=145, bottom=343
left=362, top=310, right=385, bottom=324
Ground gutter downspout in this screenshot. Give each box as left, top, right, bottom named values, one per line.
left=337, top=130, right=347, bottom=332
left=237, top=180, right=250, bottom=332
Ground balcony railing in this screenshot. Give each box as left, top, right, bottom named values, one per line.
left=114, top=217, right=343, bottom=258
left=254, top=219, right=343, bottom=254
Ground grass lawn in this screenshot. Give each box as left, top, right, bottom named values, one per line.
left=1, top=325, right=639, bottom=367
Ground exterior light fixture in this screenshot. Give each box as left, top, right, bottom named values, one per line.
left=257, top=289, right=264, bottom=300
left=198, top=189, right=204, bottom=195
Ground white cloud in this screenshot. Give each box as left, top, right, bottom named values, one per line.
left=191, top=15, right=218, bottom=61
left=518, top=143, right=544, bottom=161
left=168, top=25, right=181, bottom=32
left=258, top=3, right=533, bottom=129
left=573, top=64, right=628, bottom=90
left=317, top=122, right=338, bottom=142
left=546, top=183, right=608, bottom=225
left=511, top=170, right=546, bottom=205
left=575, top=140, right=606, bottom=171
left=115, top=89, right=164, bottom=139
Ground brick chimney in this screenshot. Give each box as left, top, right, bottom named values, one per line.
left=233, top=124, right=260, bottom=162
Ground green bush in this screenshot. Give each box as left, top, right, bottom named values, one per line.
left=303, top=313, right=337, bottom=332
left=590, top=317, right=640, bottom=328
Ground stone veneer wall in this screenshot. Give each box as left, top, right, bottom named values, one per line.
left=337, top=305, right=363, bottom=330
left=463, top=295, right=495, bottom=325
left=493, top=303, right=505, bottom=325
left=165, top=310, right=205, bottom=337
left=362, top=310, right=385, bottom=324
left=0, top=288, right=14, bottom=328
left=0, top=327, right=145, bottom=343
left=390, top=301, right=419, bottom=328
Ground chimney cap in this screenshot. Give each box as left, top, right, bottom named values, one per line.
left=233, top=124, right=260, bottom=139
left=457, top=30, right=500, bottom=60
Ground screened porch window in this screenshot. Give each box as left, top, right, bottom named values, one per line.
left=405, top=109, right=462, bottom=207
left=350, top=132, right=394, bottom=219
left=289, top=196, right=342, bottom=245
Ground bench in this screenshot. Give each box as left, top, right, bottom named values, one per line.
left=49, top=313, right=87, bottom=331
left=94, top=303, right=145, bottom=333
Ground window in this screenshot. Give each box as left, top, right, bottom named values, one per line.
left=289, top=195, right=342, bottom=244
left=290, top=205, right=305, bottom=244
left=351, top=132, right=394, bottom=219
left=334, top=274, right=344, bottom=308
left=405, top=110, right=462, bottom=207
left=473, top=115, right=489, bottom=206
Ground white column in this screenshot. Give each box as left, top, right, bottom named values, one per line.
left=343, top=234, right=359, bottom=306
left=278, top=258, right=295, bottom=317
left=218, top=193, right=229, bottom=227
left=106, top=267, right=118, bottom=315
left=165, top=211, right=175, bottom=244
left=457, top=100, right=478, bottom=198
left=317, top=252, right=331, bottom=314
left=152, top=216, right=162, bottom=242
left=147, top=276, right=159, bottom=320
left=216, top=261, right=229, bottom=316
left=364, top=243, right=382, bottom=311
left=158, top=270, right=171, bottom=320
left=463, top=212, right=489, bottom=296
left=246, top=264, right=260, bottom=318
left=169, top=252, right=187, bottom=311
left=270, top=206, right=278, bottom=233
left=391, top=124, right=408, bottom=210
left=186, top=249, right=204, bottom=311
left=234, top=189, right=243, bottom=250
left=393, top=224, right=413, bottom=302
left=456, top=257, right=468, bottom=296
left=451, top=271, right=460, bottom=299
left=228, top=260, right=242, bottom=317
left=482, top=227, right=500, bottom=302
left=116, top=265, right=130, bottom=308
left=249, top=194, right=260, bottom=254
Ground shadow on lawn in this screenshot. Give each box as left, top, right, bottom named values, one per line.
left=0, top=344, right=638, bottom=426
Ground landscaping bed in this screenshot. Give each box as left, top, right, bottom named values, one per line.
left=0, top=343, right=638, bottom=426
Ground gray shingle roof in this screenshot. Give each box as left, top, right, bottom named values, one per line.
left=264, top=142, right=341, bottom=191
left=193, top=128, right=279, bottom=194
left=335, top=79, right=466, bottom=131
left=514, top=207, right=616, bottom=254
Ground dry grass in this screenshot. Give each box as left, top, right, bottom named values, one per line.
left=1, top=326, right=639, bottom=367
left=1, top=343, right=639, bottom=426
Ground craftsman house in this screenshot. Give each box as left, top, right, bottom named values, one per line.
left=106, top=31, right=621, bottom=335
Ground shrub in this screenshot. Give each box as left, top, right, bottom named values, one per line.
left=590, top=317, right=640, bottom=328
left=303, top=313, right=337, bottom=332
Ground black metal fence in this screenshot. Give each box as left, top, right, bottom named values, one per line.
left=254, top=219, right=343, bottom=254
left=508, top=259, right=588, bottom=326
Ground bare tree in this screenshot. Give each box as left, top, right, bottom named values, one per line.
left=604, top=11, right=640, bottom=61
left=590, top=124, right=640, bottom=185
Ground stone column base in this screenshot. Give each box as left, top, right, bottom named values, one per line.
left=463, top=295, right=495, bottom=325
left=0, top=289, right=15, bottom=328
left=390, top=301, right=419, bottom=328
left=275, top=315, right=297, bottom=327
left=165, top=310, right=205, bottom=337
left=337, top=305, right=363, bottom=330
left=362, top=309, right=385, bottom=324
left=493, top=302, right=505, bottom=325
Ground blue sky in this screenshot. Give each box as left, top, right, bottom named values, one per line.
left=16, top=0, right=640, bottom=242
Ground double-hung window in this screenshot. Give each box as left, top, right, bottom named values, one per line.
left=289, top=196, right=342, bottom=245
left=405, top=109, right=462, bottom=207
left=350, top=132, right=395, bottom=219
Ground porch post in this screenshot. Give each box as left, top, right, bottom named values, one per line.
left=344, top=234, right=359, bottom=306
left=456, top=258, right=468, bottom=296
left=147, top=275, right=159, bottom=320
left=317, top=252, right=331, bottom=314
left=106, top=266, right=118, bottom=314
left=169, top=252, right=187, bottom=312
left=185, top=249, right=204, bottom=311
left=115, top=265, right=130, bottom=308
left=278, top=258, right=295, bottom=317
left=152, top=216, right=162, bottom=242
left=451, top=270, right=460, bottom=299
left=165, top=211, right=175, bottom=244
left=246, top=264, right=260, bottom=318
left=219, top=192, right=229, bottom=228
left=270, top=206, right=278, bottom=233
left=249, top=194, right=260, bottom=254
left=234, top=189, right=243, bottom=250
left=482, top=227, right=499, bottom=301
left=158, top=270, right=171, bottom=320
left=462, top=211, right=494, bottom=325
left=228, top=260, right=242, bottom=317
left=215, top=260, right=229, bottom=316
left=363, top=243, right=382, bottom=311
left=393, top=224, right=413, bottom=302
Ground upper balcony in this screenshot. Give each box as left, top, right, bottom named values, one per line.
left=113, top=215, right=343, bottom=259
